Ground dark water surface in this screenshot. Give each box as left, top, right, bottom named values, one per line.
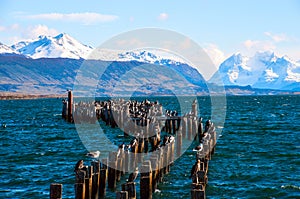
left=0, top=95, right=299, bottom=198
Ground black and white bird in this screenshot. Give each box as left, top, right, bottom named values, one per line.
left=168, top=135, right=175, bottom=143
left=130, top=137, right=138, bottom=148
left=125, top=144, right=131, bottom=153
left=85, top=151, right=100, bottom=159
left=193, top=143, right=203, bottom=152
left=117, top=143, right=125, bottom=157
left=127, top=167, right=139, bottom=182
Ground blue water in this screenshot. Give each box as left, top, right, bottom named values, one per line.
left=0, top=95, right=299, bottom=198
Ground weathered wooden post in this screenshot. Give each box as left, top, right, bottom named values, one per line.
left=122, top=182, right=136, bottom=199
left=50, top=183, right=62, bottom=199
left=211, top=130, right=217, bottom=155
left=192, top=100, right=198, bottom=117
left=91, top=161, right=100, bottom=199
left=158, top=148, right=164, bottom=182
left=62, top=99, right=67, bottom=119
left=165, top=117, right=170, bottom=134
left=192, top=117, right=198, bottom=141
left=150, top=155, right=158, bottom=192
left=140, top=161, right=152, bottom=199
left=188, top=116, right=193, bottom=140
left=172, top=118, right=177, bottom=134
left=197, top=117, right=203, bottom=143
left=182, top=116, right=187, bottom=139
left=75, top=170, right=86, bottom=199
left=130, top=144, right=138, bottom=171
left=108, top=152, right=117, bottom=189
left=68, top=90, right=73, bottom=122
left=167, top=143, right=172, bottom=172
left=166, top=144, right=170, bottom=173
left=75, top=183, right=85, bottom=199
left=137, top=137, right=145, bottom=162
left=85, top=166, right=93, bottom=199
left=99, top=168, right=107, bottom=198
left=116, top=156, right=123, bottom=181
left=176, top=131, right=182, bottom=157
left=144, top=138, right=149, bottom=153
left=116, top=191, right=128, bottom=199
left=191, top=183, right=203, bottom=190
left=124, top=151, right=130, bottom=172
left=191, top=189, right=205, bottom=199
left=119, top=109, right=124, bottom=129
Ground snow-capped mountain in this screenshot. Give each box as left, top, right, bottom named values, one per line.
left=11, top=33, right=93, bottom=59
left=1, top=32, right=300, bottom=92
left=210, top=51, right=300, bottom=91
left=0, top=42, right=20, bottom=54
left=116, top=50, right=187, bottom=65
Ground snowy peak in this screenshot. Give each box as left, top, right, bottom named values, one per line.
left=210, top=51, right=300, bottom=91
left=0, top=42, right=20, bottom=54
left=117, top=50, right=186, bottom=66
left=11, top=33, right=93, bottom=59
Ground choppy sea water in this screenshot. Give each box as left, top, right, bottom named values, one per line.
left=0, top=95, right=299, bottom=198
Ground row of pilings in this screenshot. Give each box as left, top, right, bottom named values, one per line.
left=55, top=91, right=217, bottom=199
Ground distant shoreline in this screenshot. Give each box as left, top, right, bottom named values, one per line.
left=0, top=92, right=67, bottom=100
left=1, top=91, right=299, bottom=100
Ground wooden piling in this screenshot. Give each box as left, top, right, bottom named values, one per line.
left=192, top=117, right=198, bottom=141
left=85, top=166, right=93, bottom=199
left=144, top=138, right=149, bottom=153
left=197, top=118, right=203, bottom=143
left=162, top=145, right=169, bottom=174
left=140, top=162, right=152, bottom=199
left=91, top=161, right=100, bottom=199
left=137, top=137, right=144, bottom=162
left=50, top=183, right=62, bottom=199
left=188, top=117, right=193, bottom=140
left=191, top=189, right=205, bottom=199
left=116, top=191, right=128, bottom=199
left=122, top=182, right=136, bottom=199
left=192, top=100, right=198, bottom=117
left=150, top=156, right=158, bottom=191
left=116, top=157, right=123, bottom=181
left=176, top=131, right=182, bottom=157
left=182, top=116, right=187, bottom=139
left=99, top=168, right=107, bottom=198
left=75, top=183, right=85, bottom=199
left=124, top=152, right=130, bottom=172
left=67, top=90, right=73, bottom=122
left=108, top=153, right=117, bottom=189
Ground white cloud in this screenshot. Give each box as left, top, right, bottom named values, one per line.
left=21, top=12, right=119, bottom=25
left=0, top=24, right=60, bottom=44
left=0, top=23, right=20, bottom=32
left=264, top=32, right=289, bottom=42
left=203, top=43, right=227, bottom=66
left=158, top=13, right=169, bottom=21
left=22, top=24, right=59, bottom=38
left=243, top=39, right=276, bottom=52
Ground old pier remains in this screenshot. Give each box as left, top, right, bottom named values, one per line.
left=53, top=91, right=217, bottom=199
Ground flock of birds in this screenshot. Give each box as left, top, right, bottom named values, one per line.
left=82, top=133, right=176, bottom=183
left=190, top=120, right=213, bottom=177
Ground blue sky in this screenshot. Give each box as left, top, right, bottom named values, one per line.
left=1, top=0, right=300, bottom=66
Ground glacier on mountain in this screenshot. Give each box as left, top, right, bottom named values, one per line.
left=1, top=33, right=300, bottom=92
left=210, top=51, right=300, bottom=91
left=10, top=33, right=93, bottom=59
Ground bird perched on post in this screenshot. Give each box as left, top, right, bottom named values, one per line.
left=117, top=143, right=125, bottom=158
left=85, top=150, right=100, bottom=159
left=127, top=167, right=139, bottom=182
left=193, top=143, right=203, bottom=152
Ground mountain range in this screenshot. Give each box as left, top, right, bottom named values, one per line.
left=0, top=33, right=299, bottom=96
left=210, top=51, right=300, bottom=91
